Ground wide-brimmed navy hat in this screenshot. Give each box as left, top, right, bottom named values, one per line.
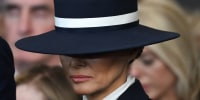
left=16, top=0, right=179, bottom=55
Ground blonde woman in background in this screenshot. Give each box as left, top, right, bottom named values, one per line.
left=131, top=0, right=200, bottom=100
left=189, top=13, right=200, bottom=50
left=16, top=65, right=80, bottom=100
left=188, top=12, right=200, bottom=100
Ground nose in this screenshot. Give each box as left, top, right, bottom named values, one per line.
left=18, top=11, right=32, bottom=36
left=71, top=58, right=87, bottom=69
left=130, top=61, right=143, bottom=78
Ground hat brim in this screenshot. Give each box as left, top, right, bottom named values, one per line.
left=16, top=24, right=179, bottom=55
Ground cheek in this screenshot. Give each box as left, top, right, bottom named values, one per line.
left=147, top=63, right=176, bottom=98
left=92, top=60, right=125, bottom=83
left=32, top=18, right=54, bottom=35
left=4, top=21, right=19, bottom=41
left=60, top=57, right=71, bottom=73
left=154, top=68, right=176, bottom=90
left=61, top=65, right=70, bottom=77
left=91, top=63, right=126, bottom=89
left=152, top=62, right=175, bottom=87
left=5, top=21, right=18, bottom=34
left=93, top=68, right=115, bottom=85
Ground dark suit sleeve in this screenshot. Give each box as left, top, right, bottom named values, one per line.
left=0, top=37, right=16, bottom=100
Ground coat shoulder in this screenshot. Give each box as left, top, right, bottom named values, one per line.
left=118, top=79, right=151, bottom=100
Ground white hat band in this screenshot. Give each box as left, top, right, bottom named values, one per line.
left=55, top=11, right=139, bottom=28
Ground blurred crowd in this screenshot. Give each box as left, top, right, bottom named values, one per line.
left=0, top=0, right=199, bottom=100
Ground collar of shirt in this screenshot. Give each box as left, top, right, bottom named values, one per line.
left=83, top=75, right=135, bottom=100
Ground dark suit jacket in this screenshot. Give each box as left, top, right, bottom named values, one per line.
left=118, top=79, right=151, bottom=100
left=0, top=37, right=16, bottom=100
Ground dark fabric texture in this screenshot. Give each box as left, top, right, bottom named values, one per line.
left=0, top=37, right=16, bottom=100
left=118, top=79, right=151, bottom=100
left=54, top=0, right=138, bottom=18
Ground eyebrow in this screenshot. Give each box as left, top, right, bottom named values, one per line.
left=31, top=4, right=51, bottom=13
left=4, top=3, right=20, bottom=11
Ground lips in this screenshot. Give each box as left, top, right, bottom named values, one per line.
left=70, top=75, right=92, bottom=83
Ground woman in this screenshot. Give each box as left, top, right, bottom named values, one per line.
left=188, top=12, right=200, bottom=100
left=60, top=49, right=147, bottom=100
left=16, top=65, right=80, bottom=100
left=130, top=0, right=200, bottom=100
left=15, top=0, right=179, bottom=99
left=0, top=37, right=16, bottom=100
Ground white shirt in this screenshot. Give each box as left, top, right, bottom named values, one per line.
left=83, top=76, right=135, bottom=100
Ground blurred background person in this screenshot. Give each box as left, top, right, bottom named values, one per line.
left=188, top=13, right=200, bottom=51
left=2, top=0, right=60, bottom=76
left=130, top=0, right=200, bottom=100
left=0, top=0, right=4, bottom=35
left=188, top=13, right=200, bottom=100
left=16, top=65, right=80, bottom=100
left=0, top=37, right=16, bottom=100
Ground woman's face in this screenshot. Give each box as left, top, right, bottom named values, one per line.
left=60, top=51, right=131, bottom=98
left=130, top=48, right=176, bottom=99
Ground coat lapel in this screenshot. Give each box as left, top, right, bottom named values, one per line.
left=117, top=79, right=151, bottom=100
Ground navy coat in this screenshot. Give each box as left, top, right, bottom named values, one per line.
left=118, top=79, right=151, bottom=100
left=0, top=37, right=16, bottom=100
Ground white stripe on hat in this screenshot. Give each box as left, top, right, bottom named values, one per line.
left=55, top=11, right=139, bottom=28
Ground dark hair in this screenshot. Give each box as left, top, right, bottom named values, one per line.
left=128, top=47, right=144, bottom=64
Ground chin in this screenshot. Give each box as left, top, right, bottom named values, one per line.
left=147, top=92, right=159, bottom=100
left=73, top=84, right=96, bottom=95
left=74, top=88, right=95, bottom=95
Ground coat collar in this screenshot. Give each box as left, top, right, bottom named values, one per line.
left=117, top=79, right=151, bottom=100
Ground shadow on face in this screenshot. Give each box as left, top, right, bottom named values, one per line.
left=59, top=49, right=140, bottom=98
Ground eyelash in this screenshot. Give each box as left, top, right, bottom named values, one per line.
left=139, top=57, right=154, bottom=66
